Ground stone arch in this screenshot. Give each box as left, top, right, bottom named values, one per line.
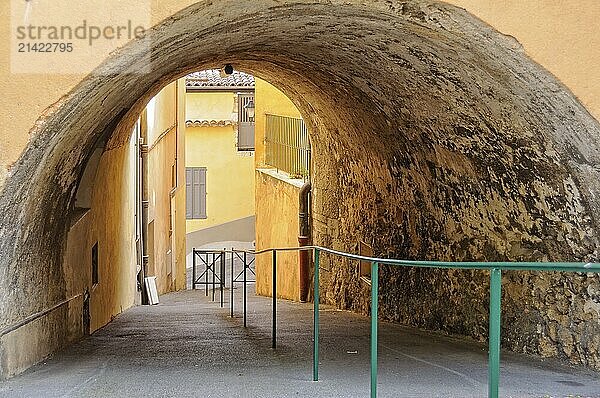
left=1, top=0, right=600, bottom=373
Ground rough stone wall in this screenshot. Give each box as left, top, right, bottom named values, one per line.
left=1, top=0, right=600, bottom=377
left=295, top=3, right=600, bottom=368
left=304, top=2, right=600, bottom=365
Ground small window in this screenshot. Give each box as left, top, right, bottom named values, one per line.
left=185, top=167, right=207, bottom=219
left=91, top=242, right=99, bottom=286
left=237, top=93, right=255, bottom=151
left=171, top=163, right=177, bottom=190
left=359, top=241, right=373, bottom=282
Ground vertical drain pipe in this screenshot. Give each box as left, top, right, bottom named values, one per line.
left=298, top=182, right=311, bottom=302
left=140, top=123, right=150, bottom=305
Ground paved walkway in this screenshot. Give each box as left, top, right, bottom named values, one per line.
left=1, top=287, right=600, bottom=397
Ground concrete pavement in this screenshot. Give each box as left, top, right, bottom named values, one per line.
left=1, top=286, right=600, bottom=397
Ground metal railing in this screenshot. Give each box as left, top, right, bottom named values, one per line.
left=4, top=246, right=595, bottom=397
left=193, top=248, right=256, bottom=328
left=0, top=293, right=83, bottom=338
left=230, top=250, right=256, bottom=327
left=192, top=249, right=226, bottom=304
left=210, top=245, right=600, bottom=398
left=265, top=114, right=311, bottom=180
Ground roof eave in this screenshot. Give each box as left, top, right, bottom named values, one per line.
left=185, top=86, right=255, bottom=92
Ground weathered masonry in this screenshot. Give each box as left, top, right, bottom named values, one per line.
left=1, top=0, right=600, bottom=378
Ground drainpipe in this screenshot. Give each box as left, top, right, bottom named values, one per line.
left=135, top=121, right=144, bottom=304
left=140, top=132, right=149, bottom=305
left=298, top=181, right=311, bottom=302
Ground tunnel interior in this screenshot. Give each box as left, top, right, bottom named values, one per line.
left=1, top=0, right=600, bottom=377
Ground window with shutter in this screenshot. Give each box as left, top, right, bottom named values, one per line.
left=238, top=93, right=255, bottom=150
left=186, top=167, right=207, bottom=219
left=185, top=169, right=193, bottom=219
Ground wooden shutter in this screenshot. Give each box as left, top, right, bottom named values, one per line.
left=198, top=168, right=207, bottom=219
left=186, top=167, right=207, bottom=219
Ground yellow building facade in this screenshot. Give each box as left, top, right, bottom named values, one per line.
left=184, top=71, right=256, bottom=250
left=60, top=80, right=187, bottom=339
left=145, top=80, right=187, bottom=295
left=254, top=78, right=306, bottom=301
left=62, top=133, right=139, bottom=335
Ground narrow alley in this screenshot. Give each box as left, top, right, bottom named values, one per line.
left=2, top=285, right=599, bottom=398
left=3, top=2, right=600, bottom=397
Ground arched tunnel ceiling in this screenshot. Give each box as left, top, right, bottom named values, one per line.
left=1, top=0, right=600, bottom=366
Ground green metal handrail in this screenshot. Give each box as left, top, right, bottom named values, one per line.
left=233, top=245, right=600, bottom=398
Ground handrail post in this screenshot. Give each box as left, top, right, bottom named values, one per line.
left=220, top=249, right=225, bottom=308
left=272, top=250, right=277, bottom=349
left=212, top=252, right=216, bottom=301
left=243, top=251, right=247, bottom=327
left=371, top=261, right=379, bottom=398
left=489, top=268, right=502, bottom=398
left=313, top=248, right=320, bottom=382
left=230, top=247, right=234, bottom=317
left=205, top=253, right=209, bottom=296
left=192, top=249, right=196, bottom=290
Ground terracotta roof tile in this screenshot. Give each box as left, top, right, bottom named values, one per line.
left=186, top=69, right=254, bottom=89
left=185, top=119, right=236, bottom=127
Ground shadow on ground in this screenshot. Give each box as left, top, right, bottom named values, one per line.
left=1, top=286, right=599, bottom=398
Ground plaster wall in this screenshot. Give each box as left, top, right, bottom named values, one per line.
left=146, top=81, right=187, bottom=294
left=0, top=301, right=81, bottom=379
left=147, top=83, right=177, bottom=144
left=1, top=78, right=187, bottom=378
left=0, top=0, right=196, bottom=189
left=254, top=78, right=303, bottom=167
left=448, top=0, right=600, bottom=121
left=185, top=119, right=255, bottom=236
left=52, top=130, right=138, bottom=377
left=255, top=170, right=302, bottom=301
left=81, top=142, right=138, bottom=333
left=254, top=79, right=305, bottom=300
left=186, top=92, right=236, bottom=121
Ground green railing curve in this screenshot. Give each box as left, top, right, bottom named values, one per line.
left=238, top=245, right=600, bottom=398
